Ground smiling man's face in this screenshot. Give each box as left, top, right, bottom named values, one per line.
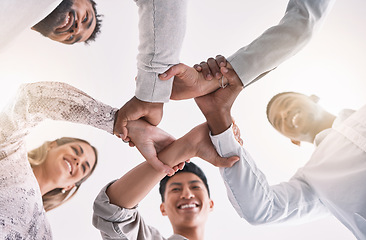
left=267, top=92, right=322, bottom=143
left=160, top=172, right=214, bottom=230
left=32, top=0, right=96, bottom=44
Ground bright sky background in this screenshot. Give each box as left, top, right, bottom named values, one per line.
left=1, top=0, right=365, bottom=239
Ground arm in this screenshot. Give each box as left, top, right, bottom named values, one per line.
left=0, top=82, right=117, bottom=149
left=134, top=0, right=187, bottom=103
left=107, top=120, right=238, bottom=209
left=194, top=65, right=330, bottom=224
left=160, top=0, right=336, bottom=100
left=213, top=128, right=330, bottom=224
left=93, top=120, right=238, bottom=239
left=228, top=0, right=336, bottom=86
left=113, top=0, right=187, bottom=150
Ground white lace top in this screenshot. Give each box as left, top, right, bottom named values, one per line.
left=0, top=82, right=117, bottom=239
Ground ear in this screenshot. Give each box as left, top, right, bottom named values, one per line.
left=309, top=94, right=319, bottom=103
left=48, top=141, right=57, bottom=150
left=209, top=199, right=214, bottom=212
left=160, top=203, right=167, bottom=216
left=290, top=139, right=301, bottom=146
left=62, top=184, right=75, bottom=193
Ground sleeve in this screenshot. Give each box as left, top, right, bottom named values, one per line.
left=228, top=0, right=336, bottom=87
left=0, top=82, right=118, bottom=149
left=92, top=181, right=165, bottom=240
left=0, top=0, right=61, bottom=50
left=211, top=126, right=330, bottom=225
left=134, top=0, right=187, bottom=103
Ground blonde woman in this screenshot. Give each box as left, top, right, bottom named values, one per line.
left=0, top=82, right=117, bottom=239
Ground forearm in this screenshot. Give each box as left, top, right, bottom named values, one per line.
left=228, top=0, right=336, bottom=86
left=211, top=127, right=327, bottom=224
left=205, top=109, right=232, bottom=136
left=107, top=137, right=192, bottom=209
left=135, top=0, right=187, bottom=102
left=0, top=82, right=117, bottom=146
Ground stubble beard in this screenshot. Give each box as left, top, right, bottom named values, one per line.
left=32, top=0, right=74, bottom=37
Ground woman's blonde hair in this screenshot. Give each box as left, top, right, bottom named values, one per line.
left=28, top=137, right=98, bottom=212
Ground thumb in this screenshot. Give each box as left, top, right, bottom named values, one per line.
left=221, top=67, right=243, bottom=91
left=159, top=63, right=187, bottom=80
left=212, top=155, right=240, bottom=168
left=144, top=153, right=175, bottom=176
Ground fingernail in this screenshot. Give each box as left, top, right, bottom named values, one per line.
left=219, top=62, right=225, bottom=67
left=207, top=74, right=212, bottom=79
left=161, top=73, right=167, bottom=78
left=222, top=67, right=228, bottom=73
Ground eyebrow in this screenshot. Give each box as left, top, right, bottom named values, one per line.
left=70, top=14, right=94, bottom=44
left=87, top=12, right=94, bottom=29
left=68, top=36, right=82, bottom=45
left=78, top=144, right=84, bottom=154
left=168, top=180, right=202, bottom=187
left=71, top=146, right=79, bottom=155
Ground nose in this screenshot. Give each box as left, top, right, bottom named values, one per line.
left=281, top=110, right=291, bottom=121
left=69, top=21, right=81, bottom=35
left=73, top=156, right=80, bottom=166
left=181, top=187, right=194, bottom=199
left=280, top=111, right=287, bottom=118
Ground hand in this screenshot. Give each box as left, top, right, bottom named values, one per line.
left=193, top=55, right=227, bottom=81
left=126, top=119, right=177, bottom=175
left=114, top=96, right=163, bottom=141
left=195, top=66, right=243, bottom=135
left=159, top=63, right=227, bottom=100
left=181, top=122, right=239, bottom=167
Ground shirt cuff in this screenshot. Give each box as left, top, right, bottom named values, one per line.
left=135, top=70, right=173, bottom=103
left=210, top=125, right=242, bottom=158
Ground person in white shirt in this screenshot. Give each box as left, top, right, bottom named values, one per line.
left=192, top=63, right=366, bottom=239
left=0, top=0, right=101, bottom=48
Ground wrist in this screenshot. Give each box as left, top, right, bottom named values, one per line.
left=205, top=109, right=232, bottom=135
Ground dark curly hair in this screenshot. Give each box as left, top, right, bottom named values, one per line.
left=84, top=0, right=103, bottom=44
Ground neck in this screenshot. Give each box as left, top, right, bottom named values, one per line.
left=173, top=225, right=205, bottom=240
left=32, top=165, right=55, bottom=195
left=309, top=111, right=336, bottom=143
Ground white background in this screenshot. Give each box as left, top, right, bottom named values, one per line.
left=1, top=0, right=365, bottom=239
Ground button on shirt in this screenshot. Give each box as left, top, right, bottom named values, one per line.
left=213, top=105, right=366, bottom=239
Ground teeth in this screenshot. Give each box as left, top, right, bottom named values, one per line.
left=292, top=113, right=299, bottom=128
left=180, top=204, right=196, bottom=209
left=60, top=15, right=70, bottom=28
left=64, top=160, right=72, bottom=174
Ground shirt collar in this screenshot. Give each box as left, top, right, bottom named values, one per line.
left=313, top=109, right=355, bottom=146
left=168, top=234, right=188, bottom=240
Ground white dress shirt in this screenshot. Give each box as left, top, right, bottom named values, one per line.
left=212, top=106, right=366, bottom=239
left=0, top=0, right=62, bottom=52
